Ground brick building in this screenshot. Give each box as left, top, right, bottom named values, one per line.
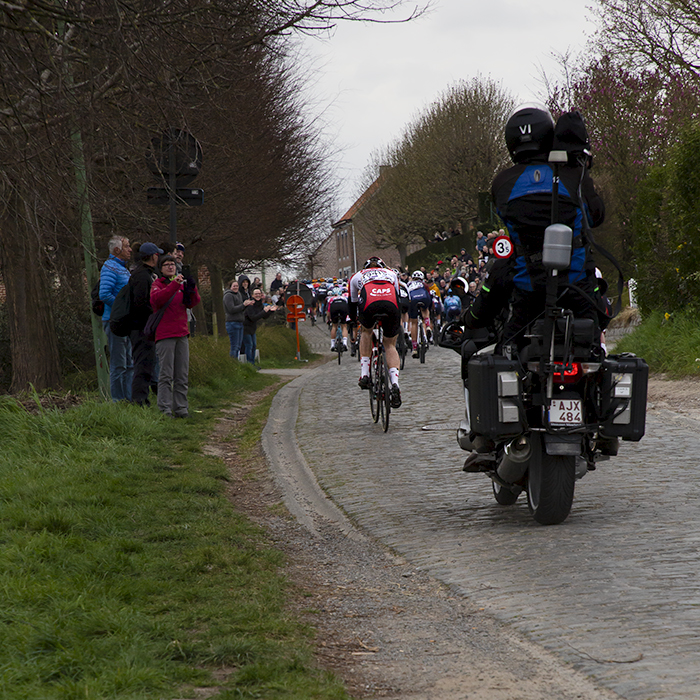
left=311, top=176, right=420, bottom=280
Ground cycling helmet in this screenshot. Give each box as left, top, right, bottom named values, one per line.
left=411, top=270, right=424, bottom=280
left=505, top=102, right=555, bottom=163
left=363, top=256, right=386, bottom=269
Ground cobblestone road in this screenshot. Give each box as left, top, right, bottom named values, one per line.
left=294, top=322, right=700, bottom=700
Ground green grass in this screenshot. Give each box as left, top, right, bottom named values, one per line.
left=615, top=309, right=700, bottom=377
left=0, top=327, right=348, bottom=700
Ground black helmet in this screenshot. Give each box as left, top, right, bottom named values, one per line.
left=363, top=256, right=386, bottom=269
left=505, top=102, right=555, bottom=163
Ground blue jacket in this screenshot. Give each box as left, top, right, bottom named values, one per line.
left=491, top=160, right=605, bottom=292
left=99, top=254, right=131, bottom=321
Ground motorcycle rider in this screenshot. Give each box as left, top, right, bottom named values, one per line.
left=463, top=104, right=608, bottom=348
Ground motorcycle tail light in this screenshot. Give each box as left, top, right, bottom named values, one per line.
left=553, top=362, right=582, bottom=383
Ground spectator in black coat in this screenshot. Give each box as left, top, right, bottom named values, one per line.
left=129, top=242, right=162, bottom=405
left=242, top=288, right=279, bottom=365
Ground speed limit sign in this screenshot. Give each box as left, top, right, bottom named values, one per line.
left=493, top=235, right=513, bottom=259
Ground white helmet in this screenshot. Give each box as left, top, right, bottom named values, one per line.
left=412, top=270, right=424, bottom=280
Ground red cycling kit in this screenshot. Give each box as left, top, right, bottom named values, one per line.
left=348, top=267, right=401, bottom=337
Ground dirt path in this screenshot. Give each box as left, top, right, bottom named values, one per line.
left=207, top=366, right=640, bottom=700
left=647, top=375, right=700, bottom=422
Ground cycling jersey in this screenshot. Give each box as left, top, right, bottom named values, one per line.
left=349, top=267, right=401, bottom=337
left=398, top=280, right=410, bottom=313
left=407, top=280, right=430, bottom=319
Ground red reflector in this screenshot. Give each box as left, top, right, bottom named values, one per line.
left=553, top=362, right=582, bottom=383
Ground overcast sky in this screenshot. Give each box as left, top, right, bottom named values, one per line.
left=300, top=0, right=598, bottom=219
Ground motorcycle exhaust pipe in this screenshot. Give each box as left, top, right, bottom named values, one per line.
left=496, top=436, right=532, bottom=484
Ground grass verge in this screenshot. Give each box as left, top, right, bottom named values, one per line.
left=614, top=309, right=700, bottom=378
left=0, top=325, right=346, bottom=700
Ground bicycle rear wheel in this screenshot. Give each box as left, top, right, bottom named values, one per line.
left=380, top=354, right=391, bottom=432
left=419, top=326, right=427, bottom=364
left=369, top=354, right=380, bottom=423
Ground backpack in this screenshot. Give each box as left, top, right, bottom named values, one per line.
left=91, top=278, right=104, bottom=316
left=109, top=282, right=133, bottom=337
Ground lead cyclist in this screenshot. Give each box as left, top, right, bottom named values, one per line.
left=348, top=257, right=402, bottom=408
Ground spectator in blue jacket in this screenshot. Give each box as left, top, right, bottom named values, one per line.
left=99, top=235, right=133, bottom=401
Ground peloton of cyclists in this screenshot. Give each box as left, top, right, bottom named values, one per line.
left=348, top=257, right=402, bottom=408
left=406, top=270, right=432, bottom=358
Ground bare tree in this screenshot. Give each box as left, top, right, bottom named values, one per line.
left=593, top=0, right=700, bottom=80
left=1, top=0, right=422, bottom=390
left=359, top=77, right=513, bottom=257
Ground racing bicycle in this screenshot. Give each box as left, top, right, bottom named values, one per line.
left=368, top=318, right=392, bottom=432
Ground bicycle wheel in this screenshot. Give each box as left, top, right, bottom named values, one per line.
left=376, top=353, right=386, bottom=428
left=369, top=354, right=380, bottom=423
left=418, top=326, right=427, bottom=364
left=381, top=354, right=391, bottom=432
left=397, top=331, right=407, bottom=370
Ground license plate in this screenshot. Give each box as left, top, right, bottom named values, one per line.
left=549, top=398, right=583, bottom=425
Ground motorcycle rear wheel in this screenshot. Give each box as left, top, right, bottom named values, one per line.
left=526, top=437, right=575, bottom=525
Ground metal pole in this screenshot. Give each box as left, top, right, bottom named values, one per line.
left=169, top=138, right=177, bottom=245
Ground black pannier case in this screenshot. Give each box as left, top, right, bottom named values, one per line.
left=468, top=354, right=524, bottom=439
left=600, top=354, right=648, bottom=441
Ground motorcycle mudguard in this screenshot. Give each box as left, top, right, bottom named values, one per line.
left=544, top=433, right=581, bottom=455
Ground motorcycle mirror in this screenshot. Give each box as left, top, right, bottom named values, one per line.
left=543, top=223, right=573, bottom=270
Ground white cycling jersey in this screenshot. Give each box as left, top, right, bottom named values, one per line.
left=349, top=267, right=399, bottom=303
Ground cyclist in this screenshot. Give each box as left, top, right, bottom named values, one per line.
left=326, top=285, right=349, bottom=352
left=316, top=280, right=329, bottom=322
left=397, top=272, right=410, bottom=337
left=349, top=257, right=402, bottom=408
left=407, top=270, right=431, bottom=358
left=443, top=288, right=462, bottom=323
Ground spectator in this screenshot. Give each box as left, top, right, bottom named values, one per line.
left=238, top=274, right=252, bottom=301
left=476, top=231, right=487, bottom=256
left=150, top=255, right=201, bottom=418
left=270, top=272, right=284, bottom=296
left=243, top=288, right=278, bottom=366
left=223, top=279, right=254, bottom=360
left=99, top=234, right=133, bottom=401
left=128, top=242, right=162, bottom=406
left=252, top=276, right=263, bottom=291
left=173, top=241, right=185, bottom=269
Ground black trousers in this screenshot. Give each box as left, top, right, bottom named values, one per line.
left=130, top=328, right=158, bottom=405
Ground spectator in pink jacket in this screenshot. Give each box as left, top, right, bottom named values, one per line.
left=150, top=255, right=201, bottom=418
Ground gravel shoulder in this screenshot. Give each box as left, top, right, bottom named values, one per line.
left=207, top=359, right=652, bottom=700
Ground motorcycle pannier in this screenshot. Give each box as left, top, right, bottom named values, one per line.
left=468, top=354, right=524, bottom=439
left=600, top=354, right=648, bottom=441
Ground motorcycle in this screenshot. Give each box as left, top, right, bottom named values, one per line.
left=440, top=222, right=648, bottom=526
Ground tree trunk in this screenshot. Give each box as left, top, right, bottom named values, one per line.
left=209, top=264, right=226, bottom=338
left=0, top=185, right=62, bottom=392
left=187, top=264, right=208, bottom=336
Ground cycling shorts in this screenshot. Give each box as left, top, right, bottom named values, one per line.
left=358, top=300, right=401, bottom=338
left=408, top=287, right=430, bottom=319
left=328, top=298, right=349, bottom=324
left=399, top=295, right=410, bottom=314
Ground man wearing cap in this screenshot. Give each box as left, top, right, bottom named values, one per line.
left=129, top=242, right=163, bottom=406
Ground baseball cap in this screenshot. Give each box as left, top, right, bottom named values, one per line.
left=175, top=242, right=185, bottom=251
left=140, top=242, right=164, bottom=256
